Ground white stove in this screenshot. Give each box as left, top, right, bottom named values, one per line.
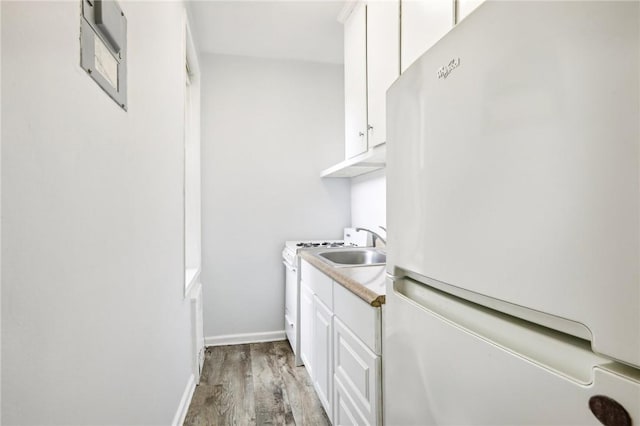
left=282, top=239, right=345, bottom=366
left=283, top=240, right=346, bottom=273
left=284, top=239, right=345, bottom=251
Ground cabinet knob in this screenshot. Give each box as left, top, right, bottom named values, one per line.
left=358, top=132, right=365, bottom=137
left=368, top=124, right=374, bottom=130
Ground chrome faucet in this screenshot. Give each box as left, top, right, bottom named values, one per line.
left=355, top=227, right=387, bottom=247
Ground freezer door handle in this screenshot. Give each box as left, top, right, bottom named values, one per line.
left=393, top=276, right=608, bottom=385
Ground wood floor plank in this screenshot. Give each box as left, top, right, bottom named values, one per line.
left=184, top=345, right=256, bottom=426
left=184, top=341, right=329, bottom=426
left=250, top=342, right=296, bottom=426
left=198, top=344, right=225, bottom=386
left=273, top=341, right=331, bottom=426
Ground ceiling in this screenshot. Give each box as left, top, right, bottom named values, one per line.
left=187, top=1, right=345, bottom=64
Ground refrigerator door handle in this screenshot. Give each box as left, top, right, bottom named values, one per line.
left=393, top=276, right=610, bottom=385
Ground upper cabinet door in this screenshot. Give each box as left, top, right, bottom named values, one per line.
left=344, top=2, right=368, bottom=159
left=367, top=0, right=400, bottom=148
left=457, top=0, right=486, bottom=22
left=400, top=0, right=454, bottom=73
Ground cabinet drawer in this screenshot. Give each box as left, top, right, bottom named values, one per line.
left=334, top=317, right=381, bottom=426
left=301, top=260, right=333, bottom=309
left=333, top=282, right=381, bottom=354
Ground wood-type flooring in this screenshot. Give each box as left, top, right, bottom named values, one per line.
left=184, top=341, right=331, bottom=426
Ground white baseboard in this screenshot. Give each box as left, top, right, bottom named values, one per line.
left=172, top=373, right=196, bottom=426
left=205, top=330, right=286, bottom=347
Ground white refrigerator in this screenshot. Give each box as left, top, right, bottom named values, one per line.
left=384, top=1, right=640, bottom=424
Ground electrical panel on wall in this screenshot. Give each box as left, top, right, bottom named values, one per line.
left=80, top=0, right=127, bottom=110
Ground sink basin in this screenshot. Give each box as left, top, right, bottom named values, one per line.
left=318, top=249, right=386, bottom=267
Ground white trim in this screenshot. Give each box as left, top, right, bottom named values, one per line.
left=184, top=8, right=200, bottom=81
left=190, top=282, right=205, bottom=384
left=172, top=373, right=196, bottom=426
left=205, top=330, right=286, bottom=347
left=185, top=267, right=201, bottom=298
left=183, top=1, right=202, bottom=71
left=182, top=5, right=202, bottom=299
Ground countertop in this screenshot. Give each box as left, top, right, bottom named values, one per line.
left=299, top=249, right=386, bottom=307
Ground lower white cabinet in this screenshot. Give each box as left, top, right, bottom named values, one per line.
left=300, top=259, right=382, bottom=425
left=334, top=376, right=369, bottom=426
left=313, top=295, right=334, bottom=415
left=333, top=317, right=381, bottom=425
left=300, top=282, right=315, bottom=379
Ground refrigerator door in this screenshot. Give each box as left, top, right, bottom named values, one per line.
left=383, top=276, right=640, bottom=425
left=386, top=1, right=640, bottom=367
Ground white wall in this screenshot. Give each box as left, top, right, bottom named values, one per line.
left=0, top=0, right=3, bottom=413
left=2, top=2, right=194, bottom=424
left=351, top=169, right=387, bottom=231
left=201, top=54, right=350, bottom=340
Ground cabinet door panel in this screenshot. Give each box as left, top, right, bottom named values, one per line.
left=401, top=0, right=454, bottom=73
left=300, top=283, right=314, bottom=379
left=344, top=2, right=368, bottom=158
left=334, top=376, right=370, bottom=426
left=313, top=296, right=334, bottom=418
left=334, top=317, right=381, bottom=425
left=367, top=0, right=400, bottom=147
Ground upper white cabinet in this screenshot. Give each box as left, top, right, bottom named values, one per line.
left=457, top=0, right=486, bottom=21
left=327, top=0, right=470, bottom=177
left=341, top=0, right=400, bottom=160
left=366, top=0, right=400, bottom=148
left=400, top=0, right=454, bottom=73
left=343, top=2, right=368, bottom=159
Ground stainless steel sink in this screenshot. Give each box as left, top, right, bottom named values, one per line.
left=318, top=248, right=386, bottom=267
